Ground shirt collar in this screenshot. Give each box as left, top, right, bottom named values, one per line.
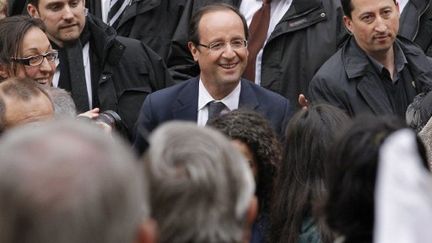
left=198, top=79, right=241, bottom=111
left=367, top=42, right=407, bottom=79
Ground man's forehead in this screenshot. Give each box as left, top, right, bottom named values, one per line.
left=351, top=0, right=396, bottom=11
left=38, top=0, right=83, bottom=6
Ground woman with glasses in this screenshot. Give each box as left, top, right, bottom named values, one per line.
left=0, top=15, right=101, bottom=119
left=0, top=15, right=57, bottom=86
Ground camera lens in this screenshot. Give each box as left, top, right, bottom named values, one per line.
left=96, top=110, right=122, bottom=129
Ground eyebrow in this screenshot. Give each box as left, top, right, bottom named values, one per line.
left=22, top=45, right=53, bottom=54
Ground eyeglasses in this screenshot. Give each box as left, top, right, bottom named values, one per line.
left=11, top=50, right=59, bottom=67
left=197, top=39, right=248, bottom=52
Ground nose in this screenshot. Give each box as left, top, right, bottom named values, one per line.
left=62, top=5, right=74, bottom=20
left=39, top=57, right=55, bottom=74
left=221, top=44, right=236, bottom=59
left=374, top=17, right=387, bottom=32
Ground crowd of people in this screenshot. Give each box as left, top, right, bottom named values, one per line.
left=0, top=0, right=432, bottom=242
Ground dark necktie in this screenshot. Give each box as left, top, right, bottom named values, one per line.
left=243, top=0, right=272, bottom=81
left=107, top=0, right=126, bottom=29
left=207, top=101, right=226, bottom=123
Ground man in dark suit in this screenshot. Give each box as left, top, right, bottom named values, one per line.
left=86, top=0, right=190, bottom=61
left=133, top=3, right=292, bottom=154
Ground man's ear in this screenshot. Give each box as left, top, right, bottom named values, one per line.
left=27, top=4, right=40, bottom=18
left=343, top=16, right=353, bottom=34
left=188, top=41, right=199, bottom=62
left=135, top=218, right=158, bottom=243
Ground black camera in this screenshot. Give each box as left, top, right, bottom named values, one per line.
left=95, top=110, right=122, bottom=129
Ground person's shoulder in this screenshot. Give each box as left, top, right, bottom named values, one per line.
left=147, top=78, right=197, bottom=100
left=243, top=80, right=290, bottom=104
left=397, top=36, right=429, bottom=56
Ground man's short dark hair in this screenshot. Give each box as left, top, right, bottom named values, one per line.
left=341, top=0, right=397, bottom=18
left=189, top=3, right=249, bottom=45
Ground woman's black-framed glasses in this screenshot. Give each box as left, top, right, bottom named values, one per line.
left=11, top=50, right=59, bottom=67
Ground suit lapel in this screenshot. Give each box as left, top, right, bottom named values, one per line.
left=239, top=79, right=260, bottom=111
left=172, top=78, right=199, bottom=121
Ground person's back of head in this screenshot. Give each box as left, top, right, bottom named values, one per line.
left=0, top=77, right=53, bottom=134
left=47, top=87, right=77, bottom=118
left=0, top=120, right=151, bottom=243
left=208, top=109, right=282, bottom=214
left=269, top=104, right=350, bottom=243
left=144, top=121, right=256, bottom=243
left=324, top=115, right=406, bottom=243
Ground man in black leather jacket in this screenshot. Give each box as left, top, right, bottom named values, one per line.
left=309, top=0, right=432, bottom=118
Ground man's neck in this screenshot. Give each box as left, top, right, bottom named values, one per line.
left=369, top=47, right=396, bottom=78
left=48, top=35, right=64, bottom=48
left=201, top=79, right=239, bottom=100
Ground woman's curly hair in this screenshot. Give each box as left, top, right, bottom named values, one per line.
left=208, top=109, right=282, bottom=214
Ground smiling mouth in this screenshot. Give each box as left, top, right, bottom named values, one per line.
left=220, top=63, right=238, bottom=69
left=35, top=78, right=50, bottom=85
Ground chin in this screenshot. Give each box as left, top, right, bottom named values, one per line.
left=60, top=34, right=81, bottom=44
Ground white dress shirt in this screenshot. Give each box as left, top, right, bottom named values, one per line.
left=197, top=80, right=241, bottom=126
left=101, top=0, right=110, bottom=23
left=397, top=0, right=409, bottom=13
left=240, top=0, right=292, bottom=85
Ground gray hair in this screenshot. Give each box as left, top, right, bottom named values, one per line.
left=47, top=87, right=77, bottom=118
left=145, top=121, right=255, bottom=243
left=0, top=120, right=148, bottom=243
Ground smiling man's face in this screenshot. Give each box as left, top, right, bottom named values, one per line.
left=27, top=0, right=86, bottom=47
left=189, top=9, right=248, bottom=96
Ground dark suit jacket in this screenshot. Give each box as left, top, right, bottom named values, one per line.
left=86, top=0, right=189, bottom=61
left=133, top=77, right=293, bottom=154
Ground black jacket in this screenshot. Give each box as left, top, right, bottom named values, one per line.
left=87, top=0, right=189, bottom=61
left=308, top=36, right=432, bottom=117
left=399, top=0, right=432, bottom=56
left=167, top=0, right=348, bottom=110
left=66, top=15, right=172, bottom=140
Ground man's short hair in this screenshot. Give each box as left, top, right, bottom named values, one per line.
left=189, top=3, right=249, bottom=45
left=0, top=120, right=148, bottom=243
left=145, top=121, right=255, bottom=243
left=341, top=0, right=397, bottom=18
left=0, top=77, right=53, bottom=133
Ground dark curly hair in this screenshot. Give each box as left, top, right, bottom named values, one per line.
left=208, top=109, right=282, bottom=214
left=269, top=104, right=351, bottom=243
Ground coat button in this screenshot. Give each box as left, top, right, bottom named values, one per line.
left=321, top=13, right=326, bottom=18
